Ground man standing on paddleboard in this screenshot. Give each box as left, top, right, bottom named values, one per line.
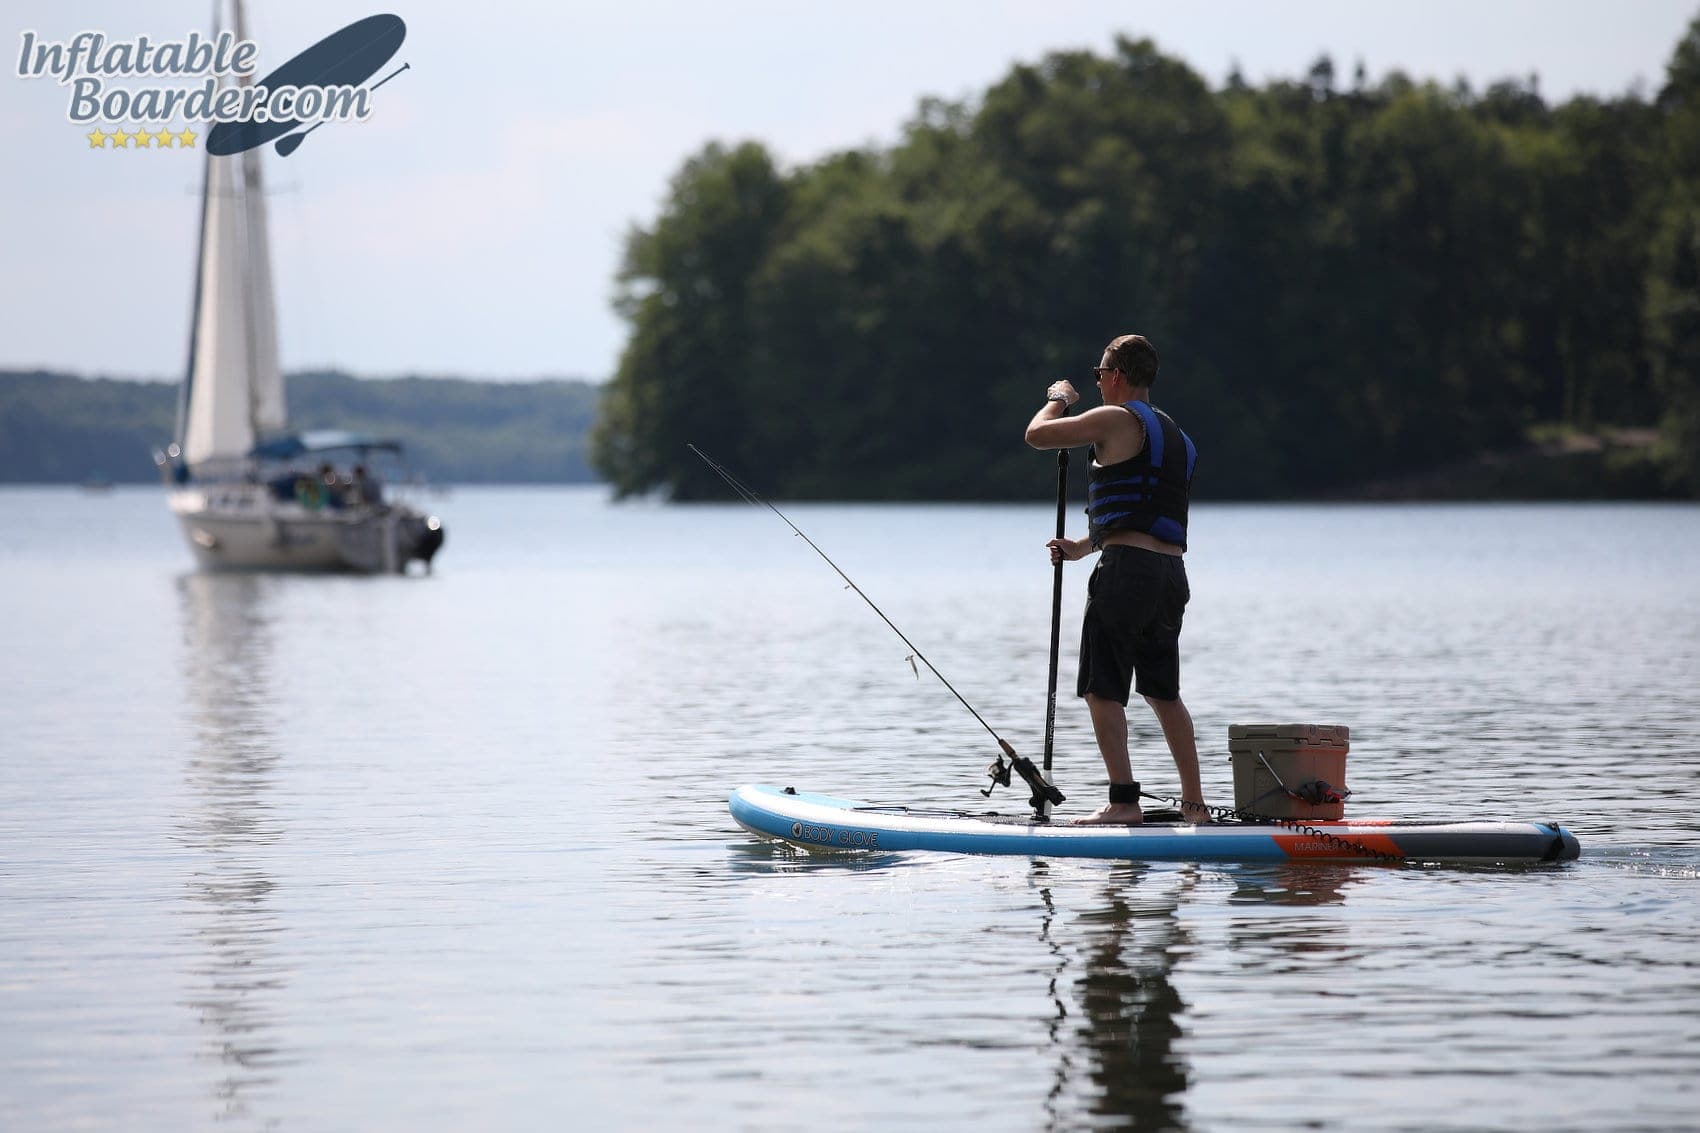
left=1024, top=334, right=1209, bottom=825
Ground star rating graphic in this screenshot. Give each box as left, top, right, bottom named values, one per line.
left=85, top=124, right=199, bottom=150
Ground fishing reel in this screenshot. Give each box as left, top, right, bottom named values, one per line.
left=982, top=740, right=1066, bottom=816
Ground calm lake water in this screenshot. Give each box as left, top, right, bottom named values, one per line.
left=2, top=486, right=1697, bottom=1132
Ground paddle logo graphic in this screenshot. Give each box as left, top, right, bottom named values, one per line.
left=15, top=14, right=407, bottom=156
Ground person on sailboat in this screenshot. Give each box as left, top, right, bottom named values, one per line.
left=1023, top=334, right=1210, bottom=825
left=352, top=463, right=383, bottom=506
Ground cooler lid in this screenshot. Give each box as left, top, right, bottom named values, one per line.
left=1228, top=723, right=1350, bottom=749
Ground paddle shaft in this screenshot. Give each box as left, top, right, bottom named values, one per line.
left=1042, top=447, right=1068, bottom=784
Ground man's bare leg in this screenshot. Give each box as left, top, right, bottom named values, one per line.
left=1074, top=692, right=1144, bottom=824
left=1145, top=694, right=1211, bottom=823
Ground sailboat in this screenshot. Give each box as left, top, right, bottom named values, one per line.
left=156, top=0, right=443, bottom=573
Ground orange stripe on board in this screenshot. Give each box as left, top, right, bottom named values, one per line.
left=1272, top=831, right=1405, bottom=860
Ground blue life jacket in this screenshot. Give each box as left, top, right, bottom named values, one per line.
left=1086, top=400, right=1197, bottom=550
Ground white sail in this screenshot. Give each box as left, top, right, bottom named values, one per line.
left=241, top=146, right=286, bottom=437
left=179, top=34, right=284, bottom=466
left=164, top=0, right=445, bottom=574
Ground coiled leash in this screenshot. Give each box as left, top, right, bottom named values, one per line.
left=1137, top=786, right=1406, bottom=865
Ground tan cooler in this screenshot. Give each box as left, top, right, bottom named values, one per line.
left=1228, top=724, right=1350, bottom=820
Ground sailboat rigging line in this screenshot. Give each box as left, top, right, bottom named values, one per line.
left=687, top=444, right=1006, bottom=739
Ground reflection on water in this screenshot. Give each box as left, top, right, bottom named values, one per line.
left=722, top=836, right=920, bottom=876
left=1221, top=864, right=1361, bottom=985
left=1229, top=863, right=1360, bottom=910
left=1038, top=860, right=1366, bottom=1130
left=1043, top=863, right=1195, bottom=1132
left=174, top=573, right=288, bottom=1125
left=4, top=492, right=1696, bottom=1131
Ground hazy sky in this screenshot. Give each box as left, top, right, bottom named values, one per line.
left=3, top=0, right=1695, bottom=382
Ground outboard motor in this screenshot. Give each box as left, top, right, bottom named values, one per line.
left=412, top=515, right=446, bottom=570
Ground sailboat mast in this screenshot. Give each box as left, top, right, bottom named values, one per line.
left=175, top=0, right=223, bottom=451
left=233, top=0, right=264, bottom=447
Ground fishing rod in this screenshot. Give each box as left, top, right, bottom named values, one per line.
left=688, top=444, right=1065, bottom=816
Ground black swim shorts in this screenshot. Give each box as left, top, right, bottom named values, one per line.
left=1077, top=544, right=1190, bottom=704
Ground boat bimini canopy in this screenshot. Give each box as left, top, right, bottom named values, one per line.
left=248, top=430, right=406, bottom=461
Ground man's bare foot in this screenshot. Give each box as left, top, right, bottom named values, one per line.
left=1072, top=802, right=1144, bottom=825
left=1180, top=801, right=1214, bottom=825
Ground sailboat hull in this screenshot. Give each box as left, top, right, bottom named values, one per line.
left=164, top=2, right=446, bottom=574
left=169, top=486, right=442, bottom=573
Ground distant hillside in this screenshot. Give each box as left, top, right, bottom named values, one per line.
left=0, top=369, right=603, bottom=484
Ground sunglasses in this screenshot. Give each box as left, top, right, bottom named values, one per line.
left=1091, top=366, right=1124, bottom=379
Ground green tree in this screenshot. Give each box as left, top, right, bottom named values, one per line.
left=593, top=142, right=790, bottom=498
left=1647, top=15, right=1700, bottom=491
left=590, top=29, right=1698, bottom=501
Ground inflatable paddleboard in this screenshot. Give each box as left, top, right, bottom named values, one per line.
left=729, top=784, right=1581, bottom=863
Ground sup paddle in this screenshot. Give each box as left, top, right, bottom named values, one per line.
left=1040, top=446, right=1068, bottom=818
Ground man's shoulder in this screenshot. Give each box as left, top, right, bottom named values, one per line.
left=1081, top=402, right=1143, bottom=433
left=1084, top=403, right=1145, bottom=463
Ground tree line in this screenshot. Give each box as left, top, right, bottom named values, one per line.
left=0, top=369, right=601, bottom=484
left=593, top=20, right=1700, bottom=501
